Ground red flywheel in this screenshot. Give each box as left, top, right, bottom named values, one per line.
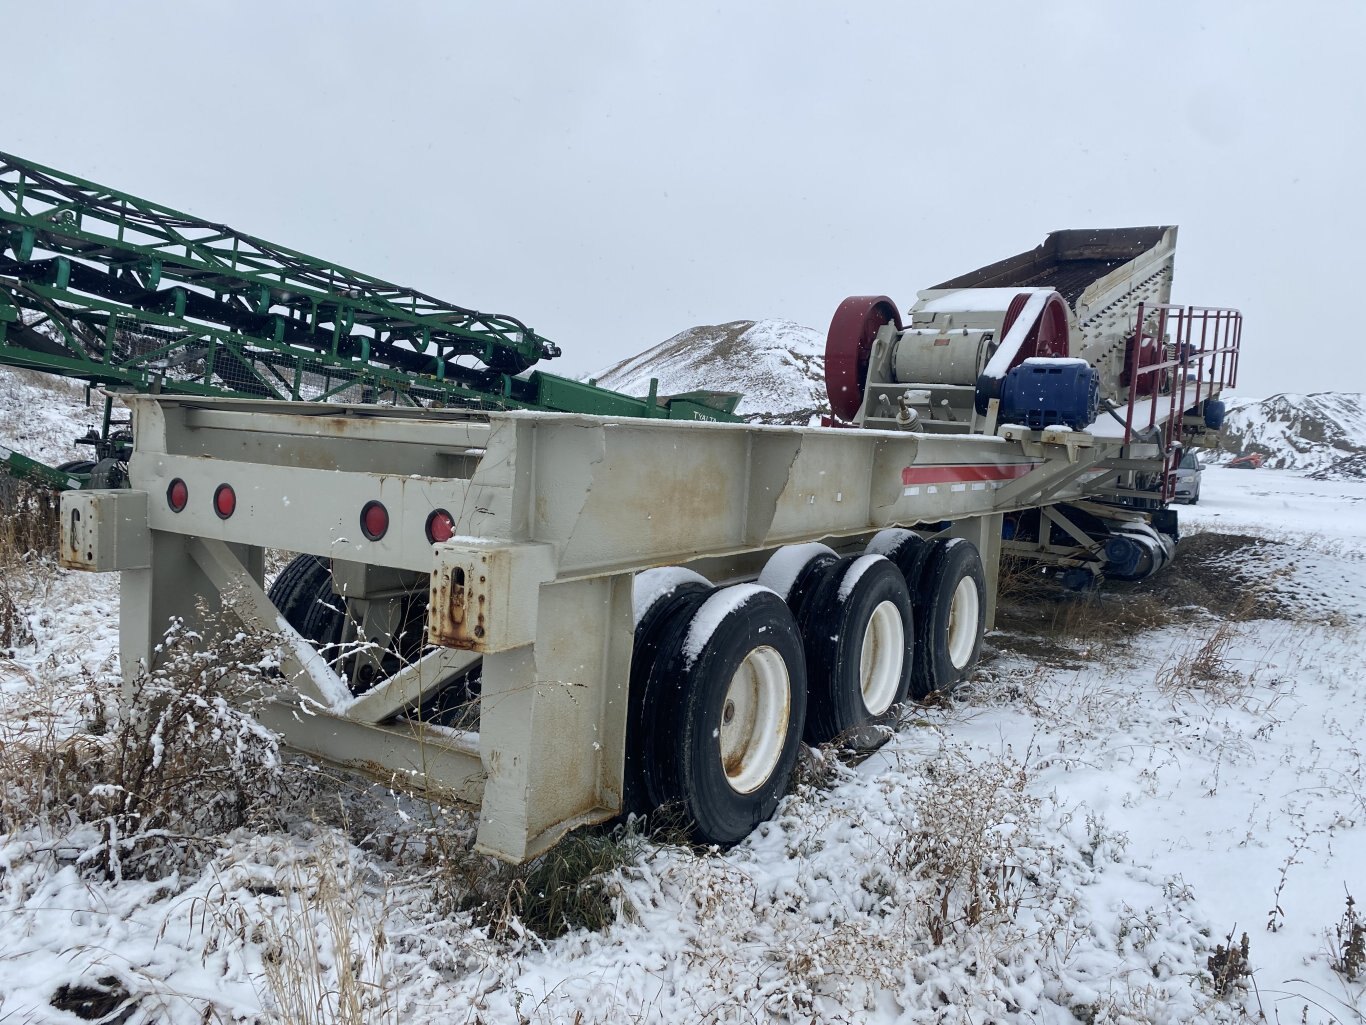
left=825, top=295, right=903, bottom=422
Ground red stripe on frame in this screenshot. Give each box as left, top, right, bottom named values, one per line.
left=901, top=463, right=1038, bottom=486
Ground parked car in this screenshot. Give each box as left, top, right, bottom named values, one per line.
left=1227, top=452, right=1265, bottom=469
left=1171, top=449, right=1203, bottom=503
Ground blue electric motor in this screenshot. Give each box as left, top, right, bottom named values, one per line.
left=1202, top=398, right=1227, bottom=430
left=997, top=358, right=1100, bottom=431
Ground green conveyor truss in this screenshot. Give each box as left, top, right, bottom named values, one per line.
left=0, top=151, right=740, bottom=448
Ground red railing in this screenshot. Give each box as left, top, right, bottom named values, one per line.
left=1121, top=303, right=1242, bottom=501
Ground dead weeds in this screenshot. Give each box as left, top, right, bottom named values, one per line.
left=992, top=532, right=1306, bottom=663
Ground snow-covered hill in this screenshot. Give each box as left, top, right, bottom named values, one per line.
left=0, top=365, right=95, bottom=466
left=593, top=319, right=827, bottom=424
left=1218, top=391, right=1366, bottom=477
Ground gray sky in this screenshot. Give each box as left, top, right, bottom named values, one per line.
left=4, top=1, right=1361, bottom=399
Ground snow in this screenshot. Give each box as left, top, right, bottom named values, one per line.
left=1022, top=356, right=1089, bottom=368
left=835, top=553, right=885, bottom=601
left=593, top=319, right=826, bottom=418
left=756, top=541, right=835, bottom=600
left=1183, top=465, right=1366, bottom=549
left=632, top=566, right=710, bottom=626
left=1090, top=395, right=1165, bottom=438
left=5, top=463, right=1363, bottom=1022
left=866, top=527, right=915, bottom=558
left=982, top=291, right=1051, bottom=381
left=917, top=287, right=1048, bottom=314
left=5, top=367, right=1366, bottom=1021
left=274, top=612, right=354, bottom=709
left=0, top=365, right=96, bottom=466
left=1218, top=392, right=1366, bottom=474
left=680, top=582, right=774, bottom=666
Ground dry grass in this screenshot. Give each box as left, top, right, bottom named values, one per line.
left=208, top=833, right=402, bottom=1025
left=426, top=819, right=662, bottom=941
left=896, top=748, right=1039, bottom=943
left=1329, top=892, right=1366, bottom=982
left=1155, top=619, right=1243, bottom=701
left=0, top=477, right=60, bottom=652
left=0, top=476, right=60, bottom=557
left=345, top=783, right=660, bottom=943
left=0, top=619, right=284, bottom=881
left=1206, top=930, right=1252, bottom=996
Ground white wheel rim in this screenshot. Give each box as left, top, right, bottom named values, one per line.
left=859, top=600, right=904, bottom=715
left=719, top=645, right=791, bottom=795
left=946, top=576, right=981, bottom=670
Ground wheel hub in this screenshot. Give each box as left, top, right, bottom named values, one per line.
left=718, top=645, right=790, bottom=795
left=859, top=600, right=904, bottom=715
left=945, top=576, right=981, bottom=670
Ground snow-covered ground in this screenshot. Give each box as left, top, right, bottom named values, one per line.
left=1185, top=465, right=1366, bottom=542
left=0, top=366, right=95, bottom=466
left=2, top=465, right=1364, bottom=1023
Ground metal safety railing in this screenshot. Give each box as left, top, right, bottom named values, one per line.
left=1120, top=303, right=1242, bottom=500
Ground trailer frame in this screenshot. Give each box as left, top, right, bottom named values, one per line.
left=60, top=313, right=1238, bottom=861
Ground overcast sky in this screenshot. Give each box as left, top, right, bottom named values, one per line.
left=4, top=1, right=1361, bottom=399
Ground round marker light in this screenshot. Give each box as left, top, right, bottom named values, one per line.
left=213, top=483, right=237, bottom=519
left=426, top=509, right=455, bottom=544
left=167, top=478, right=188, bottom=513
left=360, top=500, right=389, bottom=541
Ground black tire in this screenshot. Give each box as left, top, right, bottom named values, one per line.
left=868, top=528, right=930, bottom=591
left=56, top=460, right=96, bottom=475
left=624, top=576, right=713, bottom=816
left=793, top=554, right=912, bottom=744
left=268, top=555, right=432, bottom=696
left=267, top=555, right=346, bottom=652
left=758, top=542, right=838, bottom=604
left=647, top=586, right=807, bottom=845
left=912, top=538, right=987, bottom=699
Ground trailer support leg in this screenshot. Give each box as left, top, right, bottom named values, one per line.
left=474, top=574, right=634, bottom=862
left=120, top=532, right=221, bottom=687
left=946, top=514, right=1003, bottom=631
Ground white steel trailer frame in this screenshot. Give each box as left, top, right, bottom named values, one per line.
left=60, top=334, right=1232, bottom=861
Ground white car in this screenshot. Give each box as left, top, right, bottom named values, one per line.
left=1170, top=450, right=1203, bottom=504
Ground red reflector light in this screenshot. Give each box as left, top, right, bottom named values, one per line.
left=360, top=500, right=389, bottom=541
left=213, top=484, right=236, bottom=519
left=167, top=478, right=188, bottom=513
left=426, top=509, right=455, bottom=544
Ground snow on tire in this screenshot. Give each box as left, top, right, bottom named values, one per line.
left=644, top=585, right=807, bottom=845
left=758, top=542, right=838, bottom=603
left=912, top=538, right=986, bottom=699
left=867, top=528, right=931, bottom=593
left=624, top=572, right=713, bottom=816
left=793, top=554, right=913, bottom=744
